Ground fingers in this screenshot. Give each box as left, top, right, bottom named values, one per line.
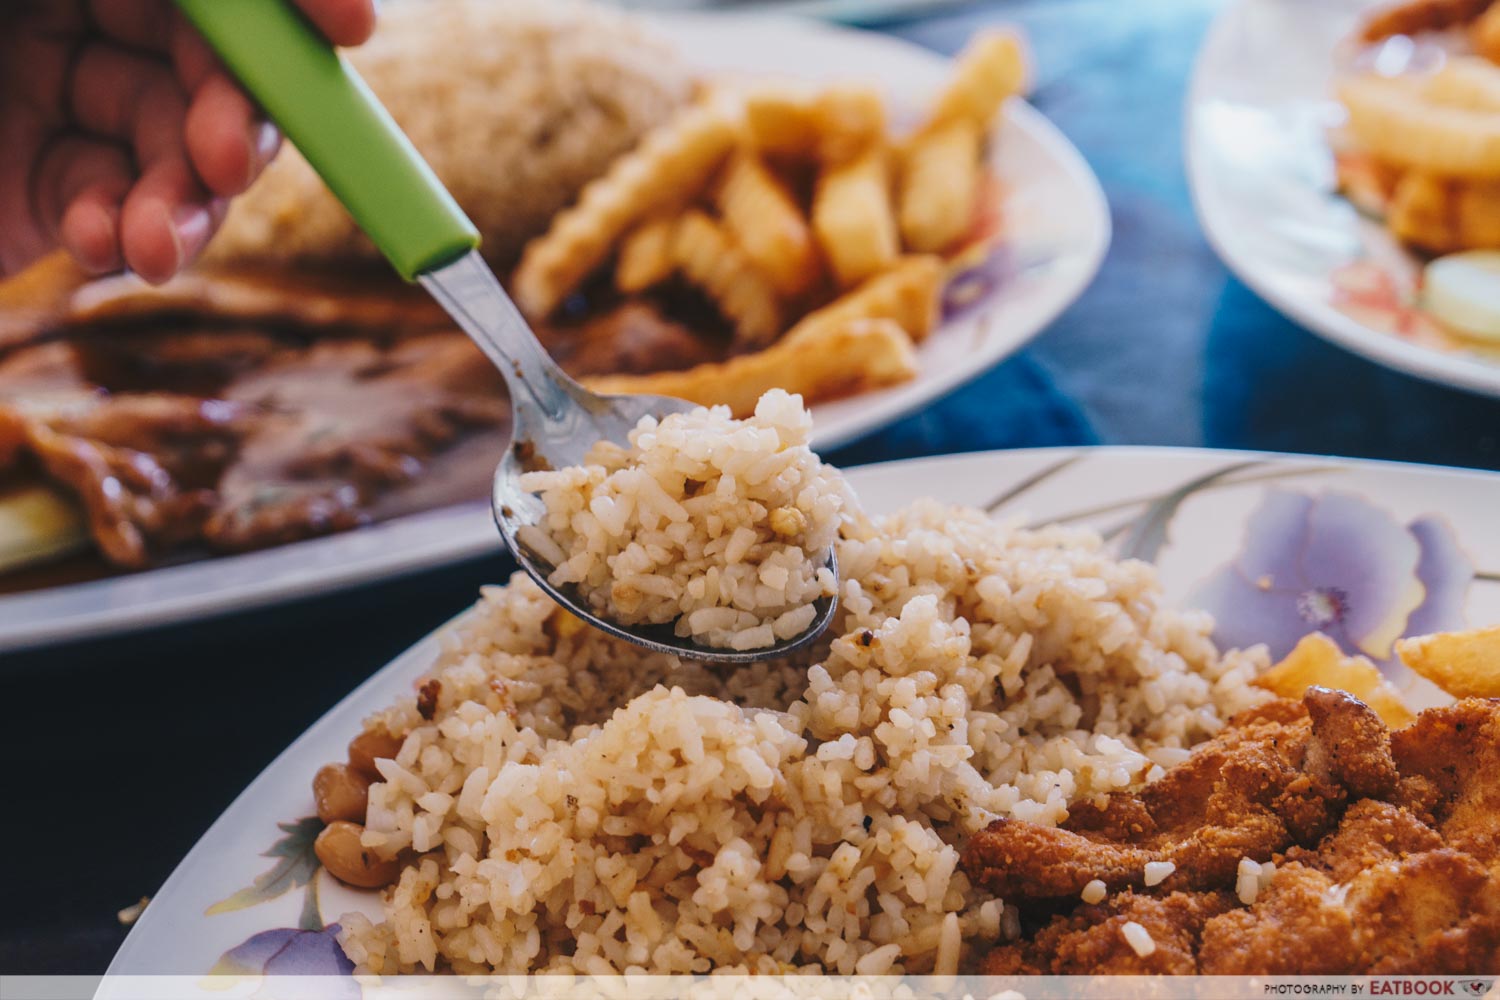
left=36, top=0, right=376, bottom=281
left=67, top=36, right=231, bottom=281
left=0, top=77, right=54, bottom=275
left=119, top=156, right=218, bottom=284
left=294, top=0, right=378, bottom=47
left=31, top=135, right=134, bottom=273
left=61, top=180, right=130, bottom=275
left=86, top=0, right=176, bottom=54
left=69, top=42, right=181, bottom=155
left=169, top=12, right=224, bottom=95
left=184, top=73, right=281, bottom=197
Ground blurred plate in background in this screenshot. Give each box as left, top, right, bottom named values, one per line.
left=0, top=13, right=1107, bottom=655
left=1188, top=0, right=1500, bottom=398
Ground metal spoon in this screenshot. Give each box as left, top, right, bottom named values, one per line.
left=176, top=0, right=837, bottom=664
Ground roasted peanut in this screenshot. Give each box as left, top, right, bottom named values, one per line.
left=313, top=763, right=371, bottom=824
left=314, top=821, right=400, bottom=888
left=347, top=728, right=403, bottom=778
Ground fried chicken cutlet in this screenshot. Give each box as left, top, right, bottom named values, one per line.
left=963, top=690, right=1500, bottom=974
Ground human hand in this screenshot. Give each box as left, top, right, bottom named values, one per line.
left=0, top=0, right=376, bottom=284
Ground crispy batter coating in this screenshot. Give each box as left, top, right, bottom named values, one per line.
left=1282, top=799, right=1443, bottom=882
left=1392, top=698, right=1500, bottom=863
left=965, top=693, right=1500, bottom=975
left=981, top=891, right=1237, bottom=975
left=961, top=690, right=1390, bottom=901
left=1302, top=685, right=1401, bottom=799
left=1200, top=850, right=1500, bottom=973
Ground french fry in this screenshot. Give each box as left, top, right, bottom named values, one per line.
left=584, top=317, right=917, bottom=416
left=714, top=152, right=821, bottom=298
left=1473, top=5, right=1500, bottom=66
left=789, top=254, right=943, bottom=343
left=745, top=84, right=893, bottom=165
left=927, top=31, right=1027, bottom=132
left=812, top=86, right=888, bottom=165
left=812, top=150, right=900, bottom=288
left=1396, top=624, right=1500, bottom=698
left=898, top=119, right=982, bottom=253
left=513, top=100, right=741, bottom=318
left=1422, top=56, right=1500, bottom=112
left=1388, top=171, right=1458, bottom=254
left=1339, top=73, right=1500, bottom=179
left=615, top=216, right=678, bottom=294
left=672, top=210, right=783, bottom=350
left=1256, top=633, right=1416, bottom=729
left=1453, top=177, right=1500, bottom=247
left=1379, top=167, right=1500, bottom=253
left=783, top=255, right=944, bottom=345
left=745, top=88, right=821, bottom=161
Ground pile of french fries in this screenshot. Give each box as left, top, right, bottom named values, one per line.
left=1257, top=624, right=1500, bottom=728
left=1338, top=57, right=1500, bottom=254
left=511, top=31, right=1027, bottom=415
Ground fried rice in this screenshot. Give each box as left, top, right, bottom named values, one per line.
left=515, top=390, right=844, bottom=650
left=333, top=400, right=1270, bottom=974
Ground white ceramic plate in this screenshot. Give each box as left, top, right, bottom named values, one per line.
left=1188, top=0, right=1500, bottom=396
left=105, top=445, right=1500, bottom=983
left=0, top=14, right=1107, bottom=655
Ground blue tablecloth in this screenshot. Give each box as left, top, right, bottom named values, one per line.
left=11, top=0, right=1500, bottom=976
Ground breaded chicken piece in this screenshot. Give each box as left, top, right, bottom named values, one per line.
left=1392, top=698, right=1500, bottom=863
left=1303, top=685, right=1402, bottom=799
left=961, top=690, right=1393, bottom=901
left=1201, top=850, right=1500, bottom=973
left=1282, top=799, right=1443, bottom=883
left=1198, top=801, right=1457, bottom=973
left=982, top=891, right=1237, bottom=975
left=1200, top=862, right=1360, bottom=974
left=965, top=695, right=1500, bottom=976
left=1345, top=849, right=1500, bottom=972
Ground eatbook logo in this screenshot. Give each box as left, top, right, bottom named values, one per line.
left=1460, top=981, right=1494, bottom=998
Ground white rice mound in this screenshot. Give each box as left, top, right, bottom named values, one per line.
left=516, top=390, right=845, bottom=650
left=338, top=491, right=1270, bottom=975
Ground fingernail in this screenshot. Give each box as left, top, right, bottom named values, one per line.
left=252, top=121, right=280, bottom=170
left=172, top=204, right=213, bottom=268
left=237, top=121, right=281, bottom=192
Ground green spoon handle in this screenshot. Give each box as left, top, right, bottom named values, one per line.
left=174, top=0, right=479, bottom=280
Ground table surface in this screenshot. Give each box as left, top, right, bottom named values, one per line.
left=10, top=0, right=1500, bottom=975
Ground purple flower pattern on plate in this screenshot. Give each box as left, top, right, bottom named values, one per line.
left=1192, top=490, right=1473, bottom=682
left=212, top=924, right=357, bottom=997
